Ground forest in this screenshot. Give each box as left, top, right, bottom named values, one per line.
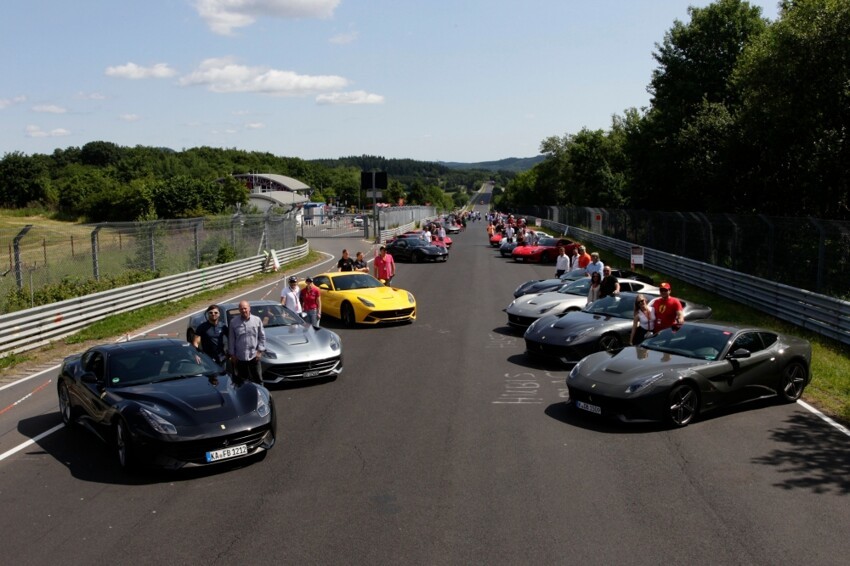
left=497, top=0, right=849, bottom=221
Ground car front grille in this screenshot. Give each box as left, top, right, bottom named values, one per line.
left=365, top=307, right=416, bottom=323
left=524, top=339, right=584, bottom=362
left=160, top=427, right=273, bottom=465
left=508, top=314, right=536, bottom=328
left=263, top=355, right=342, bottom=382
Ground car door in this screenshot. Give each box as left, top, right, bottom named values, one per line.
left=75, top=350, right=111, bottom=425
left=708, top=331, right=779, bottom=405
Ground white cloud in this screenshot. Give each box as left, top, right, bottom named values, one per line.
left=329, top=30, right=358, bottom=45
left=0, top=95, right=26, bottom=109
left=316, top=90, right=384, bottom=105
left=120, top=114, right=141, bottom=122
left=105, top=62, right=177, bottom=79
left=26, top=125, right=70, bottom=138
left=180, top=57, right=348, bottom=95
left=195, top=0, right=340, bottom=35
left=245, top=122, right=265, bottom=129
left=32, top=104, right=67, bottom=114
left=76, top=91, right=107, bottom=100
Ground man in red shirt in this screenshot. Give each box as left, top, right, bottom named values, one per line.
left=576, top=245, right=591, bottom=269
left=651, top=282, right=684, bottom=332
left=299, top=277, right=322, bottom=328
left=373, top=245, right=396, bottom=286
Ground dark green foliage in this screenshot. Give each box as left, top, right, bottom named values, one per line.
left=4, top=270, right=156, bottom=311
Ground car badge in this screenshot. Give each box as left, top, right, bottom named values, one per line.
left=220, top=424, right=226, bottom=430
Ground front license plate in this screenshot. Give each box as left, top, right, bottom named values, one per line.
left=205, top=444, right=248, bottom=463
left=303, top=370, right=320, bottom=378
left=575, top=400, right=602, bottom=415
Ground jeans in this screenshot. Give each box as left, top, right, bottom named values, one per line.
left=304, top=309, right=320, bottom=328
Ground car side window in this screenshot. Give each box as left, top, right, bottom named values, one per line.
left=83, top=351, right=105, bottom=380
left=731, top=332, right=764, bottom=353
left=313, top=275, right=330, bottom=288
left=758, top=332, right=778, bottom=348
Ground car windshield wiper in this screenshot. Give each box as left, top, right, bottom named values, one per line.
left=151, top=374, right=201, bottom=384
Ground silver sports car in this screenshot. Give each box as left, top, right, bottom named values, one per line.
left=187, top=300, right=343, bottom=385
left=566, top=321, right=812, bottom=427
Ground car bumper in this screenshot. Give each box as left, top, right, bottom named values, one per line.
left=261, top=355, right=343, bottom=384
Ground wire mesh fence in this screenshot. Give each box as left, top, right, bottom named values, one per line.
left=514, top=205, right=850, bottom=300
left=0, top=213, right=299, bottom=314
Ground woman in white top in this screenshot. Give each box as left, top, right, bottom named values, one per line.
left=281, top=276, right=303, bottom=314
left=629, top=293, right=656, bottom=345
left=586, top=272, right=602, bottom=304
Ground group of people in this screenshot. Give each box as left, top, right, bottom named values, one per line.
left=554, top=244, right=603, bottom=277
left=192, top=301, right=266, bottom=385
left=629, top=282, right=684, bottom=346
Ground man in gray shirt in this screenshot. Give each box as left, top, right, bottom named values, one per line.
left=228, top=300, right=266, bottom=384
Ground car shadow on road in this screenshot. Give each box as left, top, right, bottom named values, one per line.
left=19, top=413, right=267, bottom=485
left=544, top=402, right=670, bottom=435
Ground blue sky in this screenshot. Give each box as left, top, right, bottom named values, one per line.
left=0, top=0, right=779, bottom=163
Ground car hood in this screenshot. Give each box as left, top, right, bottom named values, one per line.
left=508, top=292, right=586, bottom=314
left=112, top=376, right=258, bottom=424
left=578, top=347, right=708, bottom=385
left=531, top=311, right=630, bottom=335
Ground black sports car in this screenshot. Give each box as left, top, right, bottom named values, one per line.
left=513, top=268, right=654, bottom=298
left=385, top=237, right=448, bottom=262
left=523, top=292, right=712, bottom=365
left=58, top=338, right=276, bottom=470
left=566, top=321, right=812, bottom=426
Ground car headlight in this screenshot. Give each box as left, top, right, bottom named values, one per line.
left=508, top=300, right=516, bottom=309
left=568, top=360, right=584, bottom=381
left=140, top=406, right=178, bottom=435
left=358, top=296, right=375, bottom=307
left=625, top=373, right=664, bottom=395
left=537, top=305, right=555, bottom=315
left=407, top=292, right=415, bottom=304
left=256, top=388, right=271, bottom=418
left=262, top=350, right=278, bottom=359
left=329, top=334, right=340, bottom=351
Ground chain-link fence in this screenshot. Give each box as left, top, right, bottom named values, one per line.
left=514, top=206, right=850, bottom=300
left=0, top=213, right=299, bottom=314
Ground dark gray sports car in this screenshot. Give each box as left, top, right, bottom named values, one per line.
left=187, top=300, right=343, bottom=385
left=523, top=292, right=712, bottom=365
left=566, top=321, right=812, bottom=426
left=58, top=338, right=276, bottom=469
left=513, top=268, right=654, bottom=298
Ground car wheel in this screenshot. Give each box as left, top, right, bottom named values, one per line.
left=114, top=419, right=136, bottom=470
left=598, top=333, right=622, bottom=353
left=341, top=303, right=357, bottom=328
left=58, top=381, right=75, bottom=426
left=778, top=361, right=807, bottom=402
left=667, top=383, right=699, bottom=427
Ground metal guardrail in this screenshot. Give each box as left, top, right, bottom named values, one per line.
left=537, top=219, right=850, bottom=346
left=0, top=243, right=309, bottom=358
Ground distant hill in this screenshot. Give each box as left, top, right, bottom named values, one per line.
left=439, top=156, right=546, bottom=172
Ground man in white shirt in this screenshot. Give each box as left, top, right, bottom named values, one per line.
left=281, top=276, right=302, bottom=314
left=555, top=246, right=570, bottom=277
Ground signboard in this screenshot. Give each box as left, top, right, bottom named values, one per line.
left=631, top=245, right=645, bottom=268
left=366, top=190, right=383, bottom=199
left=591, top=212, right=603, bottom=233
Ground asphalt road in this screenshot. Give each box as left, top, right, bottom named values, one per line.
left=1, top=205, right=848, bottom=565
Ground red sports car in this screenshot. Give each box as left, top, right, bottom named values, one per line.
left=511, top=237, right=579, bottom=263
left=489, top=232, right=504, bottom=247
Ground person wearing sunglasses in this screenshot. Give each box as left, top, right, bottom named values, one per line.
left=629, top=294, right=656, bottom=345
left=192, top=304, right=228, bottom=368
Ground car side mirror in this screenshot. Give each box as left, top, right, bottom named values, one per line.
left=81, top=371, right=101, bottom=384
left=319, top=284, right=330, bottom=290
left=728, top=348, right=751, bottom=359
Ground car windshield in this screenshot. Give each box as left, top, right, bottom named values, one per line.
left=537, top=237, right=559, bottom=247
left=108, top=343, right=220, bottom=387
left=332, top=273, right=385, bottom=291
left=559, top=268, right=587, bottom=281
left=557, top=278, right=591, bottom=295
left=641, top=325, right=732, bottom=361
left=582, top=295, right=635, bottom=319
left=254, top=304, right=305, bottom=328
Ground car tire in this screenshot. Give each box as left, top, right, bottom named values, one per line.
left=114, top=419, right=136, bottom=470
left=341, top=303, right=356, bottom=328
left=778, top=361, right=807, bottom=402
left=598, top=333, right=622, bottom=353
left=58, top=381, right=76, bottom=427
left=667, top=383, right=699, bottom=427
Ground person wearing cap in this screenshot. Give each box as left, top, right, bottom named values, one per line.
left=228, top=300, right=265, bottom=384
left=281, top=276, right=302, bottom=315
left=300, top=277, right=322, bottom=328
left=192, top=304, right=228, bottom=368
left=374, top=245, right=396, bottom=286
left=650, top=282, right=684, bottom=332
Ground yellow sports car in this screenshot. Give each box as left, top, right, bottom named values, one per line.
left=306, top=272, right=416, bottom=327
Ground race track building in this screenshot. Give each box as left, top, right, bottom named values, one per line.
left=229, top=173, right=312, bottom=212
